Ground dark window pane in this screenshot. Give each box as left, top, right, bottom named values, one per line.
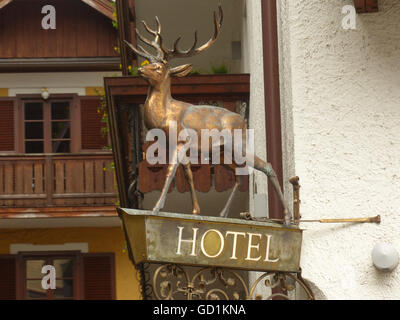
left=25, top=103, right=43, bottom=120
left=52, top=140, right=70, bottom=153
left=26, top=280, right=47, bottom=299
left=51, top=102, right=70, bottom=120
left=54, top=280, right=73, bottom=298
left=26, top=260, right=47, bottom=279
left=54, top=259, right=73, bottom=278
left=25, top=122, right=43, bottom=139
left=52, top=122, right=70, bottom=139
left=26, top=141, right=44, bottom=153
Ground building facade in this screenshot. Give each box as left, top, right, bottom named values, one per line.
left=272, top=0, right=400, bottom=299
left=0, top=0, right=141, bottom=299
left=1, top=0, right=399, bottom=300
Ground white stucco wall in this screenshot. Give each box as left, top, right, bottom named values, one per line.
left=277, top=0, right=400, bottom=299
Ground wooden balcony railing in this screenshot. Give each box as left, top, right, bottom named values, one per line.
left=0, top=153, right=117, bottom=208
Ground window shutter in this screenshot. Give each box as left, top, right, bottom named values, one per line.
left=80, top=98, right=108, bottom=150
left=82, top=253, right=115, bottom=300
left=0, top=256, right=17, bottom=300
left=0, top=100, right=14, bottom=151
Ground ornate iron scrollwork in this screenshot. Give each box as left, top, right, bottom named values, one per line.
left=249, top=271, right=314, bottom=300
left=150, top=264, right=314, bottom=300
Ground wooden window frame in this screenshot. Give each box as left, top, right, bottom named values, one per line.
left=15, top=94, right=80, bottom=153
left=11, top=251, right=116, bottom=300
left=1, top=94, right=110, bottom=155
left=13, top=94, right=109, bottom=154
left=17, top=251, right=81, bottom=300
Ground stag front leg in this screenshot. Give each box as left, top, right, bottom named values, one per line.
left=183, top=163, right=200, bottom=215
left=152, top=162, right=178, bottom=214
left=152, top=144, right=185, bottom=214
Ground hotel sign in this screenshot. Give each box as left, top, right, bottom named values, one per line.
left=119, top=209, right=302, bottom=273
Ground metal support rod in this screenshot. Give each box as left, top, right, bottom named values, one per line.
left=289, top=176, right=301, bottom=224
left=240, top=212, right=381, bottom=224
left=244, top=175, right=381, bottom=225
left=298, top=215, right=381, bottom=224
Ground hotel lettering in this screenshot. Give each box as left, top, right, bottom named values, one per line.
left=176, top=227, right=280, bottom=263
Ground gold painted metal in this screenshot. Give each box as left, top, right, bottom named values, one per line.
left=119, top=208, right=303, bottom=273
left=289, top=176, right=301, bottom=224
left=240, top=212, right=381, bottom=224
left=125, top=6, right=292, bottom=224
left=298, top=215, right=381, bottom=224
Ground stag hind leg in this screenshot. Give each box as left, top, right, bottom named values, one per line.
left=230, top=135, right=292, bottom=224
left=217, top=151, right=243, bottom=218
left=253, top=156, right=292, bottom=225
left=219, top=168, right=243, bottom=218
left=183, top=163, right=200, bottom=215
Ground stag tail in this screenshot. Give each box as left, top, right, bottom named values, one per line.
left=125, top=6, right=223, bottom=63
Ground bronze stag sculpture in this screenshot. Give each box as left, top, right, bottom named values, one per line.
left=126, top=6, right=292, bottom=225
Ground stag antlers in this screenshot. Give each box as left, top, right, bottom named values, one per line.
left=125, top=6, right=223, bottom=63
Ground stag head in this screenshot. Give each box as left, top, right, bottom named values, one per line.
left=125, top=6, right=223, bottom=85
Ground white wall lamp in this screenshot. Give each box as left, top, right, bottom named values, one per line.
left=41, top=87, right=50, bottom=100
left=372, top=243, right=399, bottom=272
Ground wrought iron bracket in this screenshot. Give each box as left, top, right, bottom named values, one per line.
left=139, top=263, right=314, bottom=300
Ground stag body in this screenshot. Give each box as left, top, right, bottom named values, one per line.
left=142, top=65, right=245, bottom=147
left=126, top=6, right=292, bottom=224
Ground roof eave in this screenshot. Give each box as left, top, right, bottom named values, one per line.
left=0, top=0, right=117, bottom=21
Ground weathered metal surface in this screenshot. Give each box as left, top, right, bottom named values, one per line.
left=119, top=209, right=302, bottom=273
left=289, top=176, right=301, bottom=224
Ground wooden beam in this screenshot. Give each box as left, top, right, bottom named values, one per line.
left=261, top=0, right=284, bottom=220
left=0, top=57, right=121, bottom=73
left=116, top=0, right=136, bottom=75
left=0, top=0, right=117, bottom=20
left=45, top=155, right=53, bottom=206
left=354, top=0, right=379, bottom=13
left=0, top=206, right=117, bottom=219
left=81, top=0, right=116, bottom=21
left=116, top=0, right=129, bottom=75
left=105, top=74, right=250, bottom=98
left=53, top=193, right=117, bottom=199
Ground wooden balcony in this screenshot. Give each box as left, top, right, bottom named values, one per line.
left=0, top=153, right=117, bottom=208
